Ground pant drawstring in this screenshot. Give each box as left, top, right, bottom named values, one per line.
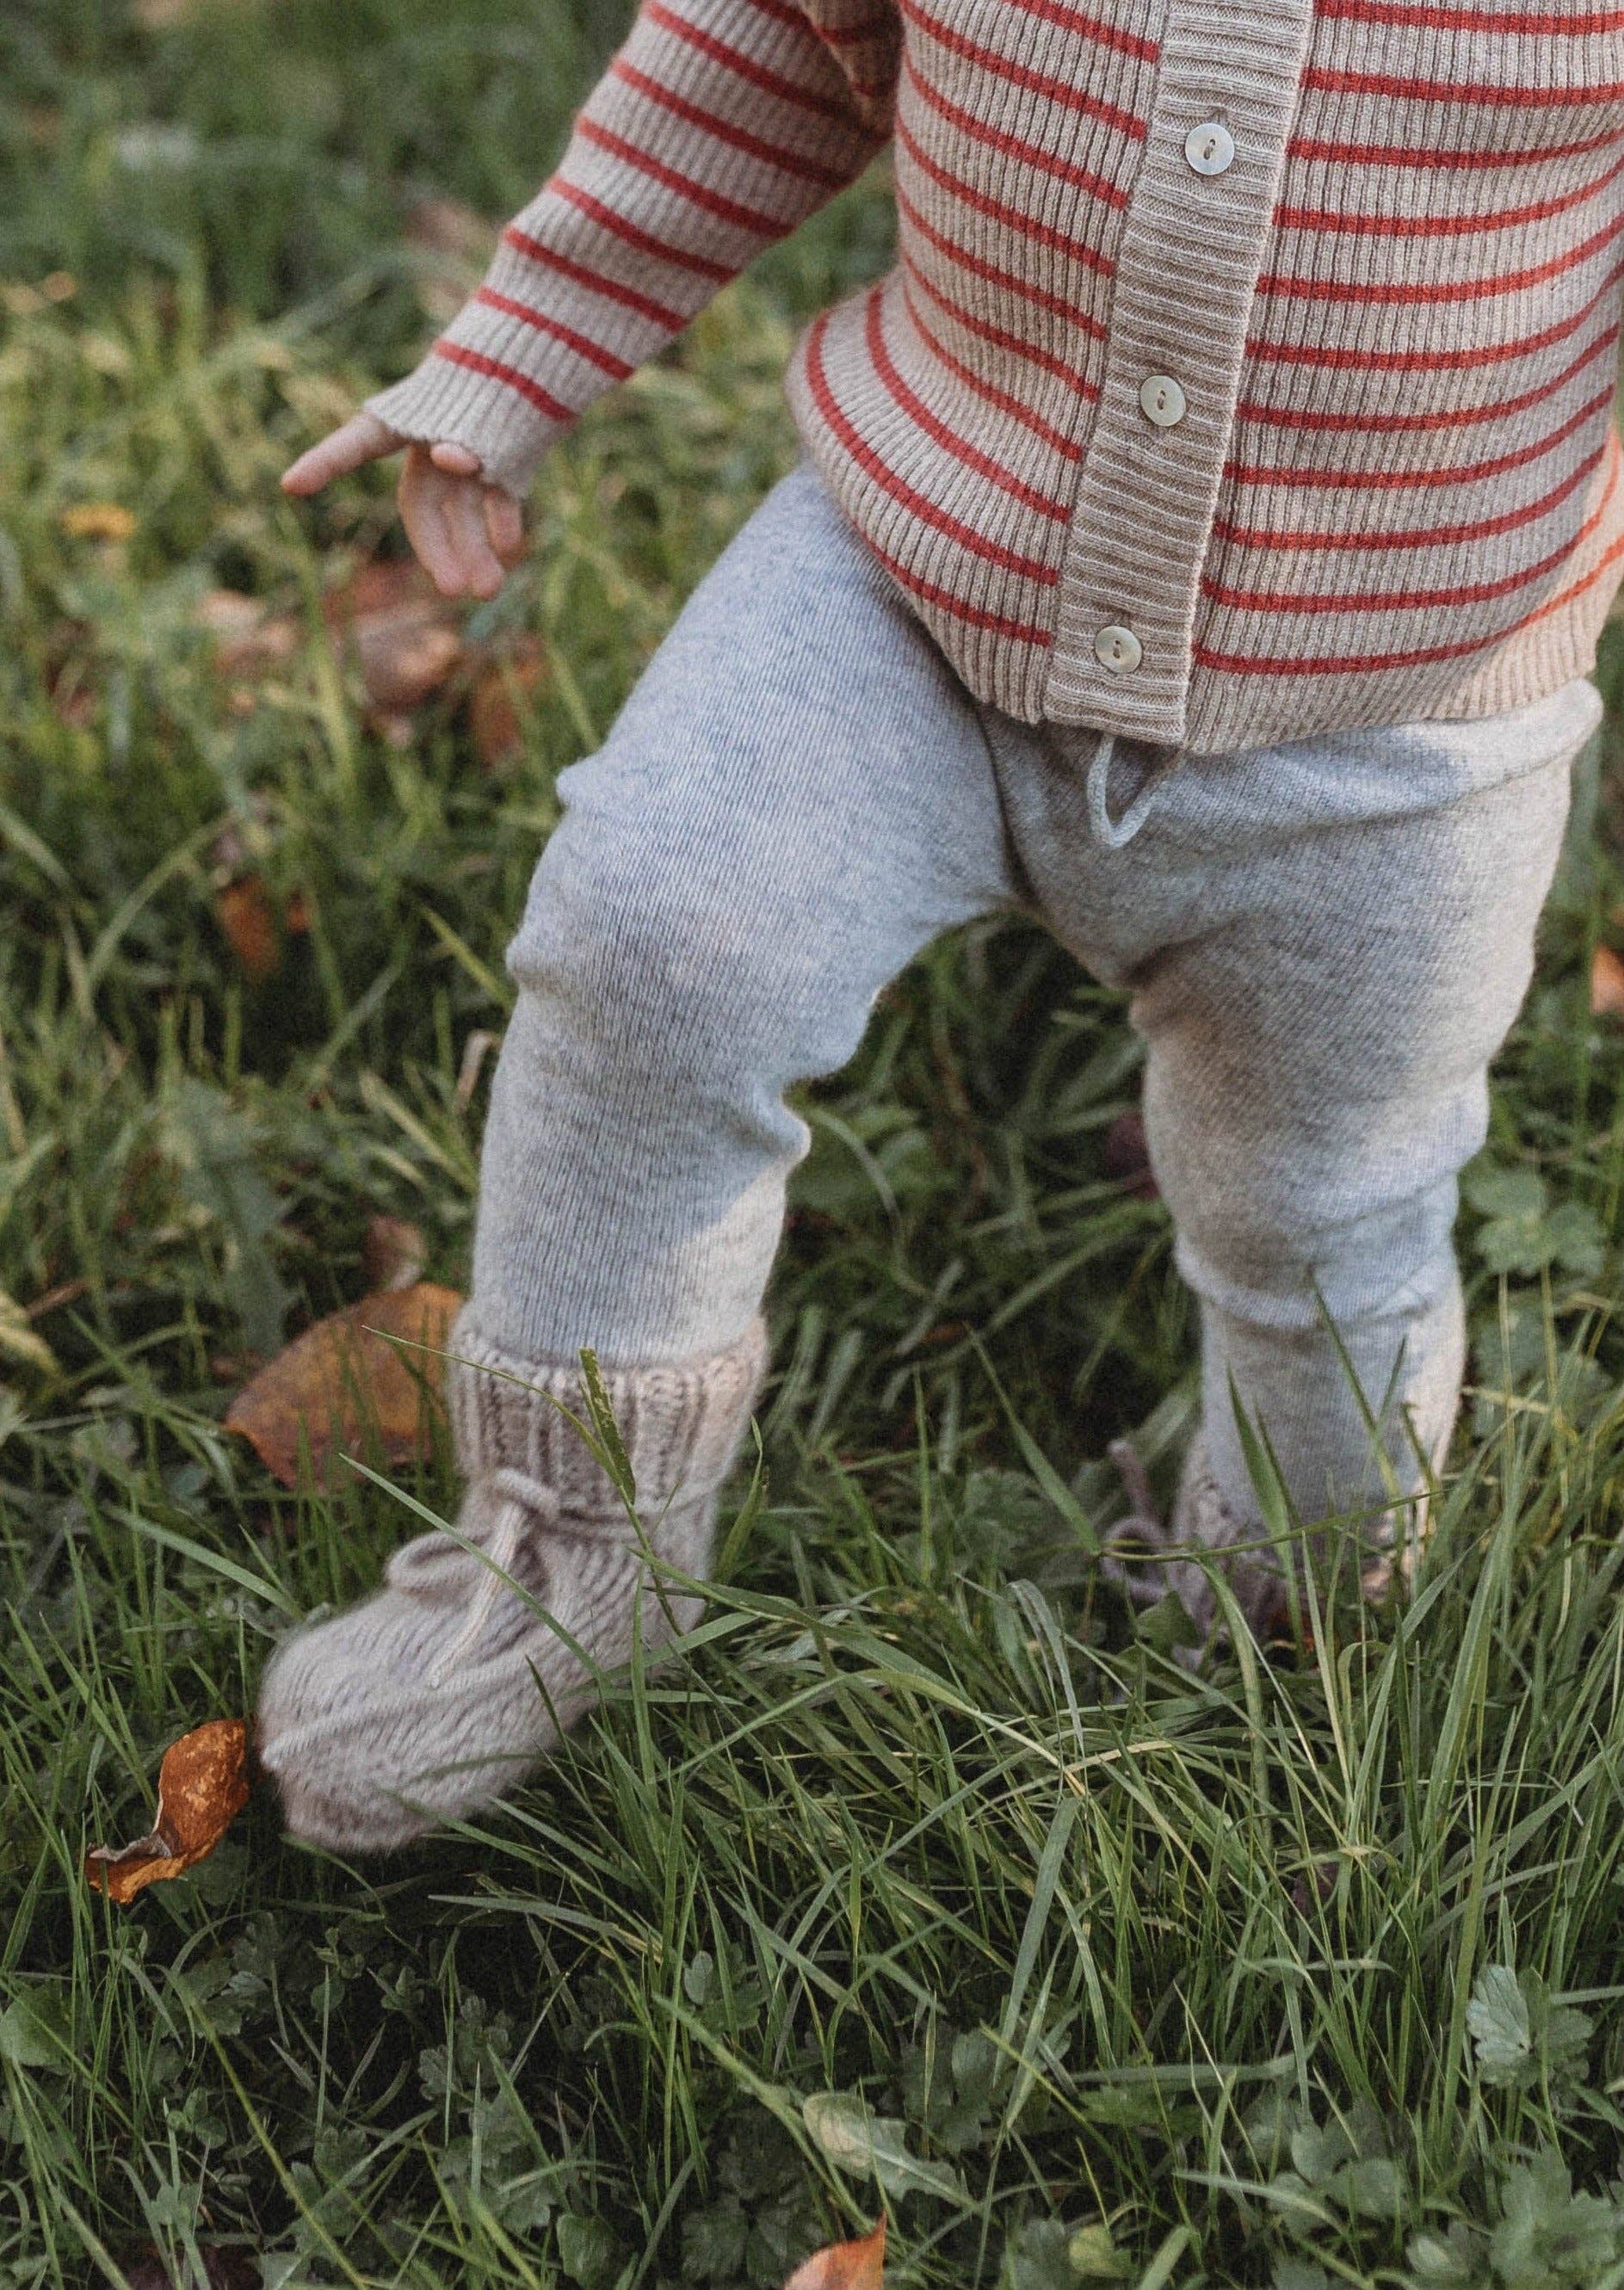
left=1085, top=731, right=1173, bottom=850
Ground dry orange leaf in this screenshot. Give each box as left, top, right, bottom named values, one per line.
left=784, top=2222, right=886, bottom=2290
left=214, top=874, right=281, bottom=982
left=323, top=559, right=465, bottom=719
left=224, top=1281, right=462, bottom=1489
left=469, top=639, right=548, bottom=770
left=196, top=587, right=299, bottom=681
left=1592, top=944, right=1624, bottom=1020
left=85, top=1719, right=252, bottom=1904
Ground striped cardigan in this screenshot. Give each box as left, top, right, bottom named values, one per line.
left=368, top=0, right=1624, bottom=753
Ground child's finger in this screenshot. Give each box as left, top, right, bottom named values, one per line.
left=398, top=449, right=466, bottom=596
left=281, top=411, right=400, bottom=496
left=485, top=487, right=524, bottom=565
left=443, top=478, right=507, bottom=598
left=429, top=441, right=484, bottom=478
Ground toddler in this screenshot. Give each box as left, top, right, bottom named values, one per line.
left=260, top=0, right=1619, bottom=1847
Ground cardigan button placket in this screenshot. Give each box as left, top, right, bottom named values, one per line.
left=1043, top=0, right=1318, bottom=740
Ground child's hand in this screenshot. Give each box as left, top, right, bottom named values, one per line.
left=281, top=412, right=525, bottom=602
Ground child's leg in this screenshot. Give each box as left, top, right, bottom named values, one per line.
left=259, top=464, right=1020, bottom=1847
left=1082, top=692, right=1599, bottom=1631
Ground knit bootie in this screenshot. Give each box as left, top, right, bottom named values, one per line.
left=256, top=1312, right=768, bottom=1850
left=1101, top=1435, right=1294, bottom=1648
left=1102, top=1435, right=1417, bottom=1651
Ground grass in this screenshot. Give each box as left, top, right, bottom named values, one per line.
left=5, top=1, right=1624, bottom=2283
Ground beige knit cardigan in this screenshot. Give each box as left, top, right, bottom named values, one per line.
left=369, top=0, right=1624, bottom=753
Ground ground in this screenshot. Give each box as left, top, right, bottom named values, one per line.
left=5, top=3, right=1624, bottom=2285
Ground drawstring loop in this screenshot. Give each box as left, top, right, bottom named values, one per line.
left=1085, top=731, right=1185, bottom=850
left=1086, top=731, right=1164, bottom=849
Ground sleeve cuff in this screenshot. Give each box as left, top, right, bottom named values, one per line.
left=365, top=351, right=572, bottom=501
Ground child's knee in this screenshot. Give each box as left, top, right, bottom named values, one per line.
left=504, top=799, right=824, bottom=1102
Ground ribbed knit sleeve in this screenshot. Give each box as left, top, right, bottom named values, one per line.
left=367, top=0, right=898, bottom=497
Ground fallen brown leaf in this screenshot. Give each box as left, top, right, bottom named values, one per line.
left=195, top=587, right=299, bottom=681
left=323, top=559, right=465, bottom=716
left=361, top=1213, right=428, bottom=1293
left=213, top=874, right=281, bottom=982
left=468, top=638, right=548, bottom=769
left=785, top=2221, right=886, bottom=2290
left=224, top=1281, right=462, bottom=1489
left=85, top=1719, right=252, bottom=1904
left=1592, top=944, right=1624, bottom=1020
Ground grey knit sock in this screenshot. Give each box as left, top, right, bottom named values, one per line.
left=257, top=1312, right=768, bottom=1850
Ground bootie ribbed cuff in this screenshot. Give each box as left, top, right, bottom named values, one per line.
left=445, top=1312, right=770, bottom=1522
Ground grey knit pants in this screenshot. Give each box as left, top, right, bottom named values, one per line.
left=472, top=463, right=1602, bottom=1545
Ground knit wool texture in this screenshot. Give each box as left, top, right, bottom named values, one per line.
left=256, top=1311, right=768, bottom=1849
left=367, top=0, right=1624, bottom=751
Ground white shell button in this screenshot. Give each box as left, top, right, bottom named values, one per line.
left=1094, top=624, right=1143, bottom=675
left=1185, top=120, right=1236, bottom=176
left=1139, top=373, right=1187, bottom=428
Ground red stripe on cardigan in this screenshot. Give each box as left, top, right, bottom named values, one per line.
left=1003, top=0, right=1158, bottom=63
left=902, top=52, right=1130, bottom=211
left=1226, top=386, right=1614, bottom=488
left=429, top=343, right=575, bottom=423
left=895, top=112, right=1116, bottom=275
left=1235, top=320, right=1617, bottom=431
left=1212, top=443, right=1603, bottom=551
left=860, top=534, right=1058, bottom=644
left=899, top=275, right=1092, bottom=450
left=1304, top=65, right=1624, bottom=104
left=1194, top=457, right=1624, bottom=675
left=1205, top=474, right=1618, bottom=612
left=902, top=259, right=1102, bottom=391
left=544, top=185, right=733, bottom=283
left=641, top=0, right=855, bottom=121
left=472, top=287, right=636, bottom=378
left=1248, top=251, right=1624, bottom=368
left=897, top=184, right=1112, bottom=336
left=805, top=312, right=1063, bottom=583
left=1314, top=0, right=1624, bottom=29
left=864, top=286, right=1072, bottom=516
left=609, top=59, right=854, bottom=187
left=898, top=0, right=1149, bottom=139
left=1287, top=125, right=1622, bottom=168
left=1274, top=143, right=1624, bottom=238
left=1257, top=203, right=1624, bottom=305
left=502, top=224, right=692, bottom=327
left=575, top=118, right=799, bottom=238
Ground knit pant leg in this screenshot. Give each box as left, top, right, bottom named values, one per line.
left=1128, top=748, right=1578, bottom=1585
left=467, top=462, right=1018, bottom=1367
